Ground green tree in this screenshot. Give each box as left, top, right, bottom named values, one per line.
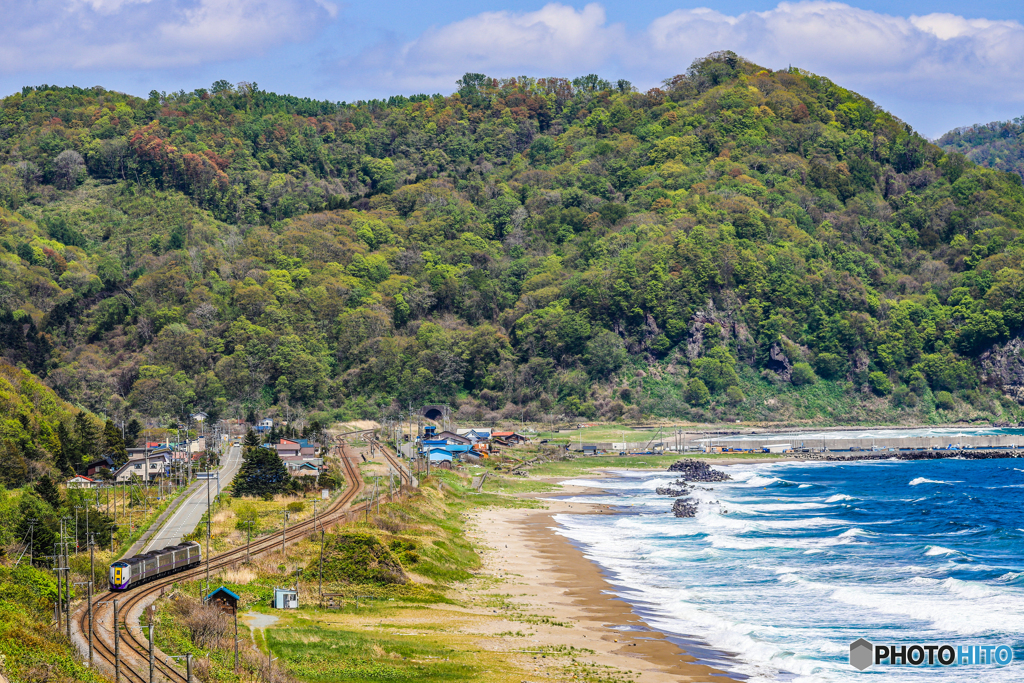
left=74, top=413, right=102, bottom=467
left=34, top=474, right=63, bottom=510
left=233, top=447, right=289, bottom=498
left=934, top=390, right=956, bottom=411
left=103, top=419, right=128, bottom=468
left=585, top=331, right=629, bottom=379
left=686, top=378, right=711, bottom=407
left=55, top=422, right=74, bottom=476
left=868, top=371, right=893, bottom=395
left=125, top=419, right=143, bottom=448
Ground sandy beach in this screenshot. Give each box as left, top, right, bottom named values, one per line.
left=466, top=483, right=739, bottom=682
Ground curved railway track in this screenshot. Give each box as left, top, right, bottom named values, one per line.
left=77, top=431, right=376, bottom=682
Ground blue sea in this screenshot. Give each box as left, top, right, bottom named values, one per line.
left=556, top=459, right=1024, bottom=682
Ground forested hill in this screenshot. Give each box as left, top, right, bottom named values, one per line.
left=938, top=118, right=1024, bottom=181
left=3, top=50, right=1024, bottom=440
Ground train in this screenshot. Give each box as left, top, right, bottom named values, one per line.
left=109, top=541, right=202, bottom=591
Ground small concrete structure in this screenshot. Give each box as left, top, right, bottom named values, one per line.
left=273, top=587, right=298, bottom=609
left=763, top=443, right=793, bottom=453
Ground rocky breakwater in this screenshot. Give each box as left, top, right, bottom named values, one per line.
left=668, top=458, right=732, bottom=482
left=664, top=459, right=732, bottom=517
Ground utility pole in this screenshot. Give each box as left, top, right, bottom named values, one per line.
left=242, top=520, right=253, bottom=563
left=148, top=609, right=155, bottom=683
left=74, top=580, right=94, bottom=664
left=312, top=500, right=317, bottom=533
left=280, top=511, right=289, bottom=559
left=205, top=466, right=212, bottom=595
left=53, top=546, right=62, bottom=632
left=319, top=530, right=325, bottom=599
left=113, top=599, right=121, bottom=683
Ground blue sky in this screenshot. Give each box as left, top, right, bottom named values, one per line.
left=3, top=1, right=1024, bottom=138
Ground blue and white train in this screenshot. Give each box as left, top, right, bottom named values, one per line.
left=109, top=541, right=202, bottom=591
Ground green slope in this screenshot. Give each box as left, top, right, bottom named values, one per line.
left=1, top=51, right=1024, bottom=427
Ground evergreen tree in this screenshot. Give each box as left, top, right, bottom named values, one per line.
left=74, top=412, right=102, bottom=466
left=55, top=422, right=74, bottom=476
left=232, top=447, right=289, bottom=498
left=16, top=495, right=58, bottom=567
left=103, top=419, right=128, bottom=467
left=34, top=474, right=63, bottom=510
left=125, top=418, right=143, bottom=448
left=243, top=429, right=260, bottom=451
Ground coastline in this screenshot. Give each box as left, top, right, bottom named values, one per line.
left=467, top=483, right=740, bottom=683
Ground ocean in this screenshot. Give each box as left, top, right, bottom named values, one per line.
left=556, top=458, right=1024, bottom=682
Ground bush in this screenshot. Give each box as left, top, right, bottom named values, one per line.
left=935, top=390, right=955, bottom=411
left=814, top=352, right=848, bottom=379
left=868, top=371, right=893, bottom=395
left=686, top=378, right=711, bottom=407
left=725, top=385, right=746, bottom=405
left=286, top=501, right=305, bottom=513
left=791, top=362, right=817, bottom=386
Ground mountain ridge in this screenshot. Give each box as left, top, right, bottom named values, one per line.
left=2, top=50, right=1024, bottom=443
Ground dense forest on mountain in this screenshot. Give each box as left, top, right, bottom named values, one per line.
left=938, top=118, right=1024, bottom=182
left=3, top=50, right=1024, bottom=454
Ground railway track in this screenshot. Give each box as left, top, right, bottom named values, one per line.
left=76, top=431, right=375, bottom=682
left=371, top=438, right=416, bottom=488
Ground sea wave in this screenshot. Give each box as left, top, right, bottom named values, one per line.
left=909, top=477, right=960, bottom=486
left=924, top=545, right=957, bottom=556
left=826, top=494, right=855, bottom=502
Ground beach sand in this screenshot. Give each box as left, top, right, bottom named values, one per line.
left=465, top=483, right=738, bottom=682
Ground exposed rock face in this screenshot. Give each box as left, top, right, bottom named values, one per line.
left=672, top=498, right=699, bottom=517
left=767, top=342, right=792, bottom=381
left=668, top=458, right=732, bottom=482
left=979, top=336, right=1024, bottom=403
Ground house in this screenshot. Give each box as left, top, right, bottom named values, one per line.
left=67, top=475, right=96, bottom=489
left=492, top=431, right=530, bottom=445
left=191, top=411, right=209, bottom=423
left=113, top=452, right=172, bottom=482
left=425, top=431, right=471, bottom=445
left=255, top=418, right=274, bottom=433
left=456, top=428, right=492, bottom=442
left=426, top=449, right=454, bottom=470
left=83, top=455, right=115, bottom=477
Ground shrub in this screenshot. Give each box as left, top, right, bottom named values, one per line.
left=814, top=352, right=848, bottom=379
left=725, top=385, right=746, bottom=405
left=791, top=362, right=817, bottom=386
left=935, top=390, right=955, bottom=411
left=286, top=501, right=305, bottom=513
left=868, top=371, right=893, bottom=395
left=686, top=378, right=711, bottom=407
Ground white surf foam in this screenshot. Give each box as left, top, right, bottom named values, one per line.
left=909, top=477, right=958, bottom=486
left=924, top=545, right=957, bottom=556
left=826, top=494, right=855, bottom=502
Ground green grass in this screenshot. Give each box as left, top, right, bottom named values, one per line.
left=269, top=622, right=475, bottom=682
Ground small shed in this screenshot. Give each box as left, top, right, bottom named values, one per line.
left=763, top=443, right=792, bottom=453
left=204, top=586, right=240, bottom=615
left=273, top=587, right=298, bottom=609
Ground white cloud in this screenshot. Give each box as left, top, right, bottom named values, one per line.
left=337, top=1, right=1024, bottom=115
left=0, top=0, right=335, bottom=71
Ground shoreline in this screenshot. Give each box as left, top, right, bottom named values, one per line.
left=468, top=485, right=742, bottom=682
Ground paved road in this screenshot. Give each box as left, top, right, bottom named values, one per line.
left=140, top=443, right=244, bottom=552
